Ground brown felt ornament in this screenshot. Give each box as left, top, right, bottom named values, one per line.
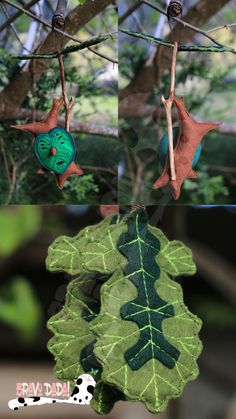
left=152, top=96, right=220, bottom=200
left=11, top=97, right=84, bottom=189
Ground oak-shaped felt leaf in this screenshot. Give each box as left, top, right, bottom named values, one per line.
left=92, top=210, right=202, bottom=413
left=149, top=226, right=197, bottom=277
left=47, top=273, right=123, bottom=414
left=46, top=214, right=127, bottom=276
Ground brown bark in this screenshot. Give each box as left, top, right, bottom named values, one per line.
left=0, top=0, right=114, bottom=118
left=119, top=0, right=231, bottom=118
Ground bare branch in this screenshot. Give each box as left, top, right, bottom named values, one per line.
left=1, top=0, right=118, bottom=64
left=0, top=0, right=116, bottom=117
left=0, top=0, right=39, bottom=33
left=141, top=0, right=223, bottom=47
left=1, top=108, right=118, bottom=138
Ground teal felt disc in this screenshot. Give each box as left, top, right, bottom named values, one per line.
left=34, top=127, right=76, bottom=175
left=158, top=127, right=202, bottom=168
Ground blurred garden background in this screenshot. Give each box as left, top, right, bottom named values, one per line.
left=119, top=0, right=236, bottom=205
left=0, top=204, right=236, bottom=419
left=0, top=0, right=118, bottom=204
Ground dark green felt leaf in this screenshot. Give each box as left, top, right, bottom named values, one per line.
left=47, top=273, right=123, bottom=414
left=92, top=210, right=202, bottom=413
left=34, top=128, right=76, bottom=175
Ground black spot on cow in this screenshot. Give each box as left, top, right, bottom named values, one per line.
left=76, top=378, right=82, bottom=386
left=52, top=400, right=56, bottom=403
left=33, top=397, right=40, bottom=402
left=85, top=396, right=88, bottom=400
left=71, top=386, right=79, bottom=396
left=79, top=399, right=82, bottom=403
left=14, top=407, right=18, bottom=411
left=87, top=385, right=94, bottom=395
left=74, top=397, right=77, bottom=401
left=18, top=398, right=25, bottom=404
left=24, top=404, right=27, bottom=406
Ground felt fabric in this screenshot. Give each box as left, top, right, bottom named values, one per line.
left=153, top=96, right=220, bottom=200
left=47, top=208, right=202, bottom=414
left=91, top=209, right=202, bottom=413
left=11, top=97, right=83, bottom=188
left=34, top=127, right=76, bottom=175
left=158, top=127, right=202, bottom=168
left=11, top=97, right=64, bottom=135
left=118, top=209, right=180, bottom=370
left=46, top=213, right=127, bottom=276
left=47, top=273, right=123, bottom=415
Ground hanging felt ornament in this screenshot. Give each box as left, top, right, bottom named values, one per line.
left=46, top=207, right=202, bottom=414
left=158, top=126, right=202, bottom=168
left=11, top=98, right=83, bottom=189
left=10, top=6, right=84, bottom=189
left=152, top=42, right=220, bottom=200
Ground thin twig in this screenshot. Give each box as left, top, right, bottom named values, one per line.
left=0, top=3, right=32, bottom=53
left=118, top=1, right=141, bottom=25
left=13, top=34, right=109, bottom=59
left=0, top=0, right=39, bottom=33
left=1, top=0, right=118, bottom=64
left=131, top=157, right=143, bottom=204
left=161, top=41, right=178, bottom=181
left=0, top=137, right=11, bottom=186
left=140, top=0, right=223, bottom=47
left=120, top=29, right=236, bottom=53
left=207, top=22, right=236, bottom=34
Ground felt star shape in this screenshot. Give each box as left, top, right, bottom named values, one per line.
left=11, top=97, right=84, bottom=189
left=153, top=96, right=220, bottom=200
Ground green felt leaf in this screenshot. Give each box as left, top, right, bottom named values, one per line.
left=46, top=214, right=127, bottom=276
left=150, top=226, right=197, bottom=277
left=47, top=209, right=202, bottom=413
left=92, top=210, right=202, bottom=413
left=34, top=127, right=76, bottom=175
left=92, top=271, right=202, bottom=413
left=47, top=273, right=123, bottom=414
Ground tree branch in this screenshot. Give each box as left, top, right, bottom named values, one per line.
left=0, top=0, right=40, bottom=33
left=120, top=29, right=236, bottom=53
left=13, top=34, right=110, bottom=59
left=1, top=0, right=117, bottom=64
left=119, top=0, right=232, bottom=117
left=141, top=0, right=223, bottom=47
left=0, top=0, right=115, bottom=118
left=1, top=108, right=118, bottom=138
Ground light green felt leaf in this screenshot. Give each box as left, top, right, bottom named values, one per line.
left=47, top=273, right=123, bottom=414
left=46, top=215, right=127, bottom=276
left=150, top=226, right=197, bottom=277
left=92, top=269, right=202, bottom=413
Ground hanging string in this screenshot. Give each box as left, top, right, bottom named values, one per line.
left=167, top=0, right=184, bottom=44
left=52, top=2, right=73, bottom=131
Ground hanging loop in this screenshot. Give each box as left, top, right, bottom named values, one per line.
left=167, top=0, right=184, bottom=19
left=52, top=0, right=68, bottom=29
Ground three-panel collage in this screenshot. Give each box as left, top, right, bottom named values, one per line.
left=0, top=1, right=236, bottom=419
